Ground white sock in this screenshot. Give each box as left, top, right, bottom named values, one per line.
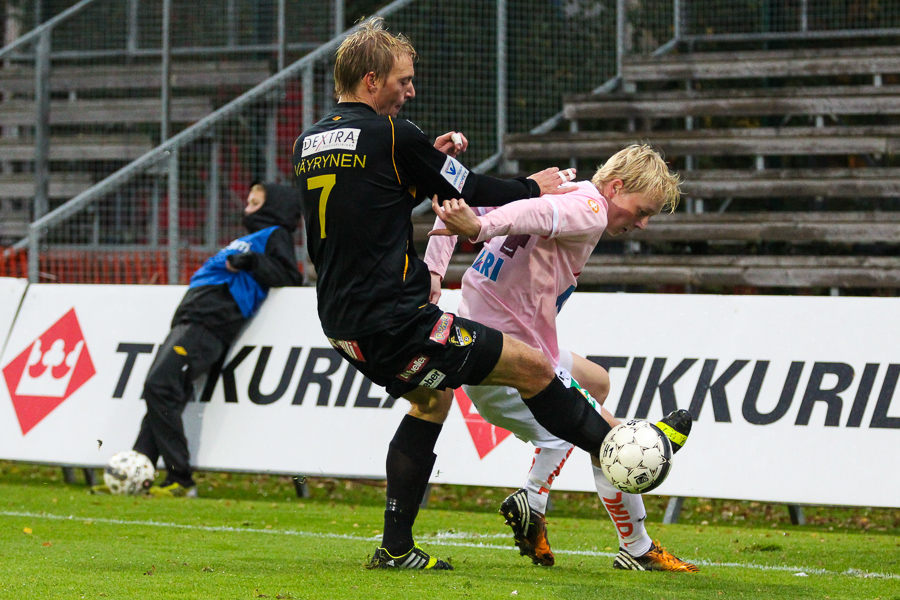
left=592, top=465, right=652, bottom=556
left=523, top=446, right=573, bottom=514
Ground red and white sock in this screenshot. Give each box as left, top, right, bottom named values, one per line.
left=523, top=446, right=574, bottom=514
left=592, top=465, right=652, bottom=556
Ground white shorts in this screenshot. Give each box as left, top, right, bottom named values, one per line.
left=462, top=349, right=577, bottom=451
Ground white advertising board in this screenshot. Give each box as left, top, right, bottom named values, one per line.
left=0, top=277, right=27, bottom=358
left=0, top=284, right=186, bottom=464
left=1, top=284, right=898, bottom=508
left=552, top=292, right=900, bottom=508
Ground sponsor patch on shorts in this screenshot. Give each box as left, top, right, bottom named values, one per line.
left=419, top=368, right=446, bottom=389
left=429, top=313, right=454, bottom=345
left=449, top=325, right=475, bottom=347
left=397, top=353, right=430, bottom=382
left=327, top=337, right=365, bottom=362
left=440, top=156, right=469, bottom=192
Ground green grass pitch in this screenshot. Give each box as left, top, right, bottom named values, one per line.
left=1, top=466, right=898, bottom=600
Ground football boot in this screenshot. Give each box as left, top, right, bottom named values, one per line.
left=148, top=481, right=198, bottom=498
left=655, top=409, right=692, bottom=454
left=613, top=540, right=699, bottom=572
left=499, top=488, right=555, bottom=566
left=366, top=544, right=452, bottom=570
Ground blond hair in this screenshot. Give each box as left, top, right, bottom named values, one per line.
left=333, top=17, right=417, bottom=99
left=591, top=143, right=681, bottom=213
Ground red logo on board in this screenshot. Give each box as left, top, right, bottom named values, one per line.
left=2, top=308, right=96, bottom=434
left=454, top=388, right=512, bottom=459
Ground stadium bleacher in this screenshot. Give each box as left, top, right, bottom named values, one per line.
left=454, top=42, right=900, bottom=293
left=0, top=59, right=271, bottom=245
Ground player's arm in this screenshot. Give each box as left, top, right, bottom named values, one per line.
left=393, top=119, right=570, bottom=207
left=424, top=204, right=500, bottom=303
left=423, top=215, right=456, bottom=304
left=469, top=166, right=577, bottom=204
left=228, top=227, right=305, bottom=287
left=431, top=188, right=603, bottom=243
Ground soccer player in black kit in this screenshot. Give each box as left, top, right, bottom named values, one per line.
left=292, top=17, right=690, bottom=570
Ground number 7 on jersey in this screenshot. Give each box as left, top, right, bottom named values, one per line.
left=307, top=174, right=336, bottom=239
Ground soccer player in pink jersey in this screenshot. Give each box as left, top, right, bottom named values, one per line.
left=425, top=144, right=698, bottom=572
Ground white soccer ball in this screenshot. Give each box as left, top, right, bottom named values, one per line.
left=599, top=420, right=672, bottom=494
left=103, top=450, right=155, bottom=495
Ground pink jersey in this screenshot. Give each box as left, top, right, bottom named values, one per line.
left=424, top=181, right=609, bottom=365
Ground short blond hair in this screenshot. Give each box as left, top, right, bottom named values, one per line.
left=333, top=17, right=417, bottom=99
left=591, top=143, right=681, bottom=213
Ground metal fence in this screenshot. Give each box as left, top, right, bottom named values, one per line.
left=3, top=0, right=899, bottom=284
left=0, top=0, right=345, bottom=251
left=3, top=0, right=642, bottom=283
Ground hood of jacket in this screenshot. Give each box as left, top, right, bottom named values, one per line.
left=243, top=182, right=303, bottom=233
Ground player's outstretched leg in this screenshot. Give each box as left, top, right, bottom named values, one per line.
left=593, top=466, right=698, bottom=572
left=367, top=544, right=453, bottom=570
left=613, top=540, right=699, bottom=572
left=499, top=489, right=554, bottom=566
left=655, top=409, right=692, bottom=453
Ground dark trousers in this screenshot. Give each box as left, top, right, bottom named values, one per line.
left=133, top=323, right=226, bottom=484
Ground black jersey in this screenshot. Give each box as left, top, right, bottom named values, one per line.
left=292, top=102, right=539, bottom=339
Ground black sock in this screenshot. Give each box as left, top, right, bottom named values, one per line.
left=522, top=376, right=611, bottom=457
left=381, top=415, right=442, bottom=555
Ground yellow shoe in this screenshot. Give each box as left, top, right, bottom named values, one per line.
left=655, top=409, right=692, bottom=453
left=148, top=481, right=198, bottom=498
left=614, top=541, right=699, bottom=572
left=90, top=484, right=112, bottom=495
left=366, top=544, right=452, bottom=570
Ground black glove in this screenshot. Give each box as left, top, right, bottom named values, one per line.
left=227, top=252, right=259, bottom=271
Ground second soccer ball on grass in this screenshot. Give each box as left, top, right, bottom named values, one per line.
left=103, top=450, right=155, bottom=495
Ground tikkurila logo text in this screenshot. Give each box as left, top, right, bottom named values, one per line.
left=2, top=308, right=95, bottom=434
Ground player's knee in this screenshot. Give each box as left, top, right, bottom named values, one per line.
left=483, top=334, right=555, bottom=394
left=587, top=368, right=610, bottom=404
left=572, top=355, right=610, bottom=404
left=142, top=381, right=166, bottom=404
left=511, top=344, right=556, bottom=392
left=403, top=387, right=452, bottom=423
left=142, top=377, right=185, bottom=410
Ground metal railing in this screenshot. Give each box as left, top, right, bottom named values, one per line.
left=0, top=0, right=344, bottom=249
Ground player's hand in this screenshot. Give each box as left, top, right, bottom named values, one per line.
left=434, top=131, right=468, bottom=157
left=226, top=252, right=258, bottom=272
left=528, top=167, right=577, bottom=196
left=429, top=272, right=443, bottom=304
left=429, top=195, right=481, bottom=239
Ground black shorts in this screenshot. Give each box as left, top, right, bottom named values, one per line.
left=326, top=303, right=504, bottom=398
